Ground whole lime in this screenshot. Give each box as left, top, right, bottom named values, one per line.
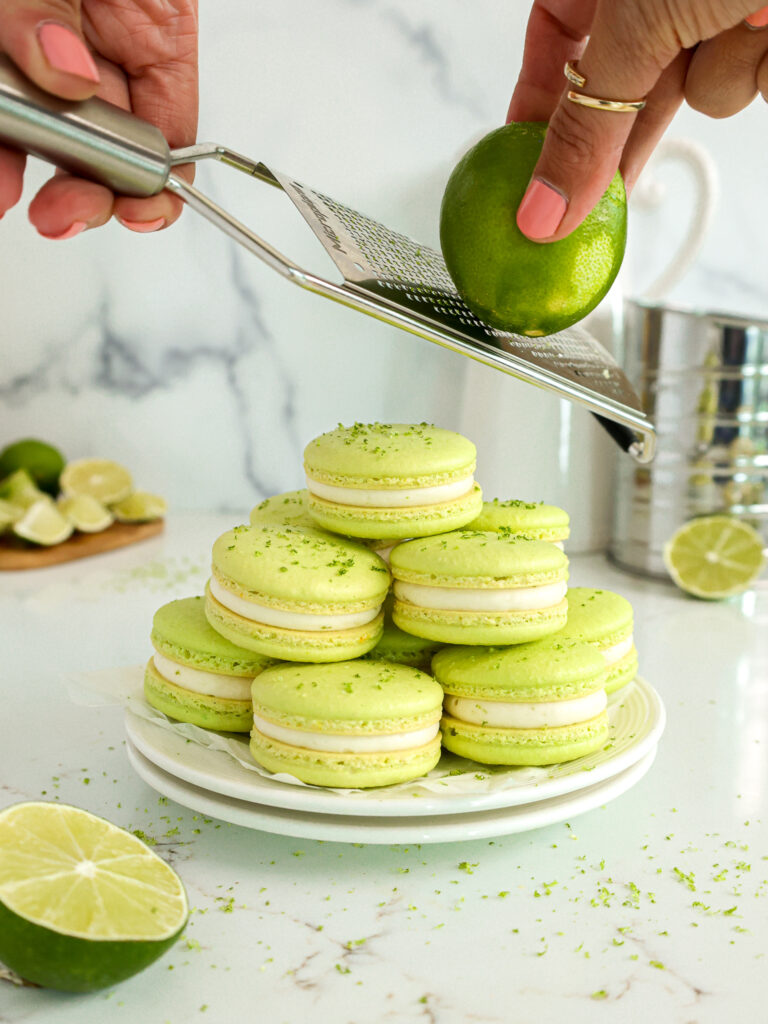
left=0, top=439, right=65, bottom=495
left=440, top=122, right=626, bottom=337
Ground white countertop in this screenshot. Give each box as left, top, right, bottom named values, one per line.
left=2, top=512, right=766, bottom=1023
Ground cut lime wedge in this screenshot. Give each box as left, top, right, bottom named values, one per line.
left=60, top=458, right=133, bottom=504
left=0, top=438, right=64, bottom=495
left=663, top=515, right=765, bottom=599
left=58, top=494, right=114, bottom=533
left=112, top=491, right=167, bottom=523
left=13, top=499, right=73, bottom=545
left=0, top=498, right=23, bottom=533
left=0, top=802, right=188, bottom=992
left=0, top=468, right=47, bottom=509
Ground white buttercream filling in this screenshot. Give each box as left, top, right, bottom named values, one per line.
left=394, top=579, right=567, bottom=611
left=152, top=652, right=252, bottom=700
left=252, top=715, right=440, bottom=753
left=444, top=690, right=607, bottom=729
left=602, top=635, right=634, bottom=665
left=306, top=474, right=475, bottom=508
left=209, top=576, right=380, bottom=631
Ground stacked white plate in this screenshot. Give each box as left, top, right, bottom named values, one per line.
left=125, top=677, right=665, bottom=845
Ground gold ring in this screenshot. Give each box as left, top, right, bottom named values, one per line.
left=563, top=60, right=646, bottom=113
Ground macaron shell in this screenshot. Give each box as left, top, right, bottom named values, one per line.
left=605, top=645, right=639, bottom=695
left=248, top=731, right=442, bottom=788
left=212, top=524, right=390, bottom=611
left=303, top=422, right=476, bottom=488
left=251, top=660, right=443, bottom=732
left=466, top=499, right=570, bottom=541
left=307, top=485, right=483, bottom=540
left=390, top=531, right=568, bottom=588
left=144, top=659, right=252, bottom=733
left=249, top=489, right=321, bottom=533
left=431, top=638, right=607, bottom=701
left=205, top=584, right=384, bottom=662
left=561, top=587, right=634, bottom=646
left=151, top=596, right=274, bottom=676
left=392, top=598, right=568, bottom=645
left=440, top=711, right=609, bottom=766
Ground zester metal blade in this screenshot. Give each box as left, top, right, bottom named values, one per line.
left=269, top=171, right=652, bottom=460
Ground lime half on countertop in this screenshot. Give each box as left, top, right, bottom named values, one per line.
left=663, top=515, right=765, bottom=599
left=0, top=802, right=188, bottom=992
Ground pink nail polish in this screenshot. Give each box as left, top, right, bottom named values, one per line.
left=117, top=216, right=166, bottom=233
left=745, top=6, right=768, bottom=27
left=40, top=220, right=87, bottom=240
left=516, top=179, right=567, bottom=240
left=37, top=22, right=100, bottom=82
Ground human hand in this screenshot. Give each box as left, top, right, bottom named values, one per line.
left=509, top=0, right=768, bottom=242
left=0, top=0, right=198, bottom=238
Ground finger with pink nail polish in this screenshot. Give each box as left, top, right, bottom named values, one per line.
left=39, top=220, right=87, bottom=240
left=516, top=178, right=568, bottom=240
left=36, top=22, right=100, bottom=83
left=116, top=216, right=166, bottom=233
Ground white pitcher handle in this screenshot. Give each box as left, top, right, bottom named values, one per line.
left=631, top=137, right=719, bottom=302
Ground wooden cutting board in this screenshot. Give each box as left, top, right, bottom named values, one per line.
left=0, top=520, right=164, bottom=570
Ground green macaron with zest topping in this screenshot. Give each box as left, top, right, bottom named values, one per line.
left=145, top=596, right=276, bottom=732
left=304, top=422, right=483, bottom=540
left=249, top=660, right=444, bottom=787
left=559, top=587, right=638, bottom=694
left=390, top=530, right=569, bottom=645
left=433, top=638, right=609, bottom=765
left=205, top=524, right=390, bottom=662
left=249, top=489, right=320, bottom=532
left=466, top=498, right=570, bottom=546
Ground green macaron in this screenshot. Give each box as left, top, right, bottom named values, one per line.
left=205, top=524, right=390, bottom=662
left=145, top=595, right=275, bottom=732
left=249, top=660, right=444, bottom=787
left=304, top=422, right=483, bottom=540
left=559, top=587, right=638, bottom=694
left=466, top=498, right=570, bottom=545
left=249, top=489, right=320, bottom=532
left=360, top=597, right=443, bottom=671
left=390, top=530, right=569, bottom=645
left=433, top=639, right=609, bottom=766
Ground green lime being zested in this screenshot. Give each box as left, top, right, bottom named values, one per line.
left=440, top=122, right=626, bottom=336
left=0, top=802, right=188, bottom=991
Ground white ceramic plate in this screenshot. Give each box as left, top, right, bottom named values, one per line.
left=124, top=677, right=664, bottom=818
left=126, top=740, right=658, bottom=844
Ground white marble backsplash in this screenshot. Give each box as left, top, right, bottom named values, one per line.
left=1, top=0, right=766, bottom=549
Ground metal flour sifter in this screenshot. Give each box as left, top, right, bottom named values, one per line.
left=0, top=54, right=654, bottom=462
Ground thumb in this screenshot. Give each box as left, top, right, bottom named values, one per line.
left=0, top=0, right=99, bottom=100
left=515, top=4, right=665, bottom=242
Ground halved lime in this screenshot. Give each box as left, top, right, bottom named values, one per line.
left=12, top=499, right=73, bottom=546
left=0, top=439, right=65, bottom=495
left=60, top=459, right=133, bottom=504
left=58, top=494, right=114, bottom=533
left=0, top=468, right=47, bottom=509
left=0, top=498, right=23, bottom=533
left=111, top=491, right=167, bottom=523
left=0, top=802, right=188, bottom=992
left=663, top=515, right=765, bottom=599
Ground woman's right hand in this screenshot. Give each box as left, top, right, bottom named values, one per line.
left=508, top=0, right=768, bottom=243
left=0, top=0, right=198, bottom=239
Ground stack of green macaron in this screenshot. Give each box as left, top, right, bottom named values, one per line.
left=143, top=420, right=640, bottom=787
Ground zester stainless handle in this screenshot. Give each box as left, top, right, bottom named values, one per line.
left=0, top=53, right=169, bottom=196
